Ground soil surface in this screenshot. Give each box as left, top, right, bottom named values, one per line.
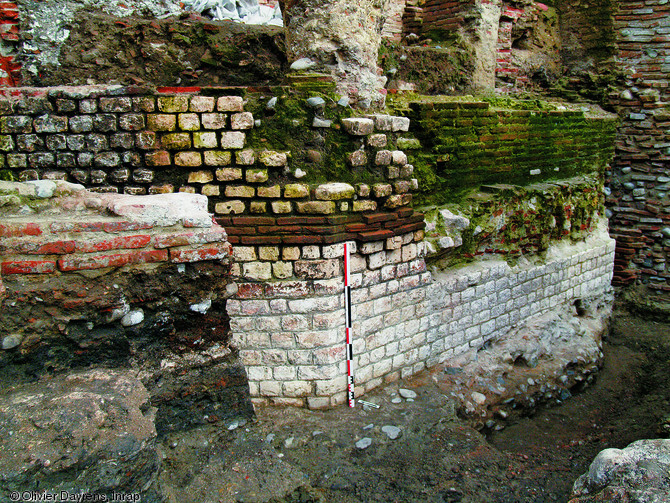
left=158, top=308, right=670, bottom=502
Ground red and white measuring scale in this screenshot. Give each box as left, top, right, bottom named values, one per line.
left=343, top=242, right=355, bottom=407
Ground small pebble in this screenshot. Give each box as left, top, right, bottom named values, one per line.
left=381, top=425, right=401, bottom=440
left=363, top=423, right=374, bottom=430
left=398, top=389, right=417, bottom=399
left=391, top=397, right=402, bottom=404
left=355, top=438, right=372, bottom=449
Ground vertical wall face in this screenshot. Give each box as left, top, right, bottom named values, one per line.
left=607, top=0, right=670, bottom=291
left=0, top=2, right=20, bottom=86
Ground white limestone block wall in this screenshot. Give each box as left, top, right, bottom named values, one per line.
left=227, top=223, right=616, bottom=409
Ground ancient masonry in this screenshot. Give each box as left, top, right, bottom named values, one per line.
left=0, top=86, right=616, bottom=408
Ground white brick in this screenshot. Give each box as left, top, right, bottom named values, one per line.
left=302, top=245, right=321, bottom=259
left=232, top=246, right=256, bottom=261
left=260, top=380, right=282, bottom=396
left=315, top=376, right=347, bottom=396
left=284, top=381, right=313, bottom=397
left=368, top=251, right=385, bottom=269
left=274, top=366, right=296, bottom=380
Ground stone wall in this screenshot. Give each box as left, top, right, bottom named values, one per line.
left=607, top=0, right=670, bottom=291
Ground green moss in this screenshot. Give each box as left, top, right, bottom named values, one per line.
left=0, top=169, right=14, bottom=181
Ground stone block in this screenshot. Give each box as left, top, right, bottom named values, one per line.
left=243, top=261, right=273, bottom=280
left=217, top=96, right=244, bottom=112
left=225, top=185, right=255, bottom=198
left=259, top=246, right=280, bottom=261
left=375, top=150, right=392, bottom=165
left=193, top=132, right=217, bottom=148
left=201, top=184, right=220, bottom=196
left=246, top=168, right=269, bottom=183
left=175, top=151, right=202, bottom=167
left=236, top=149, right=255, bottom=165
left=136, top=131, right=158, bottom=149
left=231, top=112, right=254, bottom=130
left=283, top=183, right=310, bottom=198
left=258, top=185, right=281, bottom=198
left=147, top=114, right=176, bottom=131
left=302, top=246, right=320, bottom=259
left=384, top=194, right=412, bottom=208
left=158, top=96, right=189, bottom=113
left=214, top=168, right=243, bottom=182
left=69, top=115, right=93, bottom=133
left=190, top=96, right=215, bottom=112
left=273, top=261, right=294, bottom=279
left=283, top=247, right=301, bottom=261
left=250, top=201, right=267, bottom=213
left=392, top=150, right=407, bottom=165
left=372, top=183, right=392, bottom=198
left=33, top=115, right=68, bottom=133
left=202, top=113, right=227, bottom=130
left=387, top=166, right=400, bottom=179
left=353, top=200, right=377, bottom=212
left=341, top=118, right=374, bottom=135
left=347, top=150, right=367, bottom=166
left=178, top=113, right=200, bottom=131
left=188, top=170, right=213, bottom=183
left=314, top=182, right=355, bottom=200
left=232, top=246, right=257, bottom=261
left=296, top=201, right=337, bottom=214
left=271, top=200, right=292, bottom=213
left=205, top=150, right=233, bottom=166
left=368, top=133, right=387, bottom=147
left=259, top=150, right=288, bottom=167
left=220, top=132, right=246, bottom=149
left=294, top=259, right=339, bottom=279
left=161, top=132, right=191, bottom=149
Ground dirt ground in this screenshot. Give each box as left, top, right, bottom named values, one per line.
left=158, top=307, right=670, bottom=502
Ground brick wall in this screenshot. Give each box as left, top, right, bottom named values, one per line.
left=422, top=0, right=475, bottom=34
left=606, top=0, right=670, bottom=291
left=382, top=0, right=407, bottom=41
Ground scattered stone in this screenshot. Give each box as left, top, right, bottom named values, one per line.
left=312, top=117, right=332, bottom=128
left=190, top=299, right=212, bottom=314
left=284, top=437, right=296, bottom=448
left=291, top=58, right=317, bottom=71
left=121, top=309, right=144, bottom=327
left=363, top=423, right=374, bottom=430
left=2, top=333, right=23, bottom=350
left=471, top=392, right=487, bottom=405
left=266, top=97, right=278, bottom=110
left=381, top=425, right=401, bottom=440
left=391, top=397, right=402, bottom=404
left=337, top=97, right=350, bottom=107
left=266, top=433, right=275, bottom=443
left=398, top=389, right=417, bottom=400
left=355, top=438, right=372, bottom=449
left=306, top=97, right=326, bottom=108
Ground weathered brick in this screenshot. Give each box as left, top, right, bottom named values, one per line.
left=80, top=99, right=98, bottom=113
left=250, top=201, right=267, bottom=213
left=170, top=242, right=232, bottom=263
left=294, top=259, right=339, bottom=278
left=7, top=153, right=26, bottom=168
left=2, top=260, right=57, bottom=274
left=215, top=167, right=243, bottom=181
left=375, top=150, right=392, bottom=166
left=243, top=261, right=273, bottom=280
left=0, top=135, right=13, bottom=151
left=132, top=168, right=154, bottom=183
left=201, top=184, right=220, bottom=196
left=341, top=118, right=374, bottom=135
left=367, top=133, right=387, bottom=147
left=58, top=249, right=167, bottom=271
left=347, top=150, right=367, bottom=166
left=178, top=113, right=200, bottom=131
left=109, top=167, right=130, bottom=182
left=110, top=132, right=134, bottom=149
left=17, top=134, right=43, bottom=151
left=85, top=134, right=108, bottom=152
left=353, top=200, right=377, bottom=212
left=94, top=151, right=121, bottom=168
left=74, top=234, right=151, bottom=253
left=28, top=152, right=55, bottom=169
